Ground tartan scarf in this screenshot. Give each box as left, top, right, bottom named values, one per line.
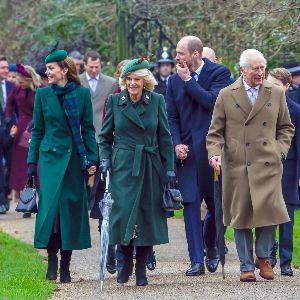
left=51, top=81, right=87, bottom=170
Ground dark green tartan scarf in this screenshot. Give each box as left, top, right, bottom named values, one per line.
left=52, top=81, right=87, bottom=170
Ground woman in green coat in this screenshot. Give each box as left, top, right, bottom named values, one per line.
left=27, top=47, right=99, bottom=283
left=99, top=58, right=175, bottom=286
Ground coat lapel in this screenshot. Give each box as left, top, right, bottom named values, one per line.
left=230, top=77, right=253, bottom=119
left=118, top=90, right=145, bottom=130
left=45, top=88, right=69, bottom=129
left=197, top=58, right=211, bottom=86
left=246, top=80, right=272, bottom=123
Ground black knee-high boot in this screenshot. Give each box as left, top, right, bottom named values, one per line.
left=60, top=250, right=72, bottom=283
left=46, top=234, right=60, bottom=280
left=117, top=245, right=134, bottom=284
left=135, top=246, right=151, bottom=286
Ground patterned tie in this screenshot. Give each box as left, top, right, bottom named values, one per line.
left=90, top=78, right=97, bottom=93
left=190, top=72, right=197, bottom=81
left=0, top=81, right=4, bottom=110
left=249, top=88, right=257, bottom=105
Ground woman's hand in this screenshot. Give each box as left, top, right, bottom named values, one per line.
left=10, top=125, right=18, bottom=137
left=86, top=161, right=99, bottom=176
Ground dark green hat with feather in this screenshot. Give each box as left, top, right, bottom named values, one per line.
left=45, top=41, right=68, bottom=64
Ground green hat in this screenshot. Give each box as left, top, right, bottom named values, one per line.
left=121, top=57, right=150, bottom=78
left=45, top=41, right=68, bottom=64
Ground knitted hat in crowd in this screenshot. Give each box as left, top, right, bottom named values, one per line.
left=45, top=41, right=68, bottom=64
left=121, top=57, right=150, bottom=78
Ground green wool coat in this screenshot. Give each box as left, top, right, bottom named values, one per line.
left=27, top=86, right=98, bottom=250
left=99, top=89, right=174, bottom=246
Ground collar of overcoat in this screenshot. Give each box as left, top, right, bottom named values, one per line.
left=45, top=87, right=70, bottom=130
left=117, top=89, right=151, bottom=130
left=230, top=76, right=272, bottom=123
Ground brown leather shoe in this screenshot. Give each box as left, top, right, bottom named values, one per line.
left=255, top=257, right=274, bottom=280
left=240, top=271, right=256, bottom=282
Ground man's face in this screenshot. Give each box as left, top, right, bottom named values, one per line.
left=292, top=75, right=300, bottom=85
left=159, top=63, right=172, bottom=77
left=0, top=60, right=9, bottom=80
left=84, top=58, right=101, bottom=78
left=241, top=56, right=266, bottom=87
left=176, top=40, right=194, bottom=70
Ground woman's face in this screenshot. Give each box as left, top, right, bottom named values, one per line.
left=45, top=62, right=67, bottom=85
left=125, top=73, right=144, bottom=98
left=18, top=75, right=32, bottom=89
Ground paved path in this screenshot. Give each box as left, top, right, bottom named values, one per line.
left=1, top=204, right=300, bottom=299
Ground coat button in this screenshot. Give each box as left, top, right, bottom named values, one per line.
left=265, top=162, right=270, bottom=166
left=53, top=148, right=57, bottom=152
left=263, top=122, right=267, bottom=126
left=263, top=141, right=267, bottom=146
left=245, top=122, right=249, bottom=126
left=246, top=142, right=250, bottom=147
left=235, top=104, right=239, bottom=108
left=267, top=103, right=271, bottom=107
left=247, top=162, right=251, bottom=166
left=67, top=149, right=71, bottom=153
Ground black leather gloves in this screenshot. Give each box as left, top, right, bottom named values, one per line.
left=166, top=171, right=177, bottom=189
left=100, top=159, right=110, bottom=179
left=27, top=164, right=37, bottom=180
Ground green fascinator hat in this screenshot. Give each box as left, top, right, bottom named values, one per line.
left=121, top=57, right=150, bottom=78
left=45, top=41, right=68, bottom=64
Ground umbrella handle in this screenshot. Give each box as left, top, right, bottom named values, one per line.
left=105, top=171, right=110, bottom=191
left=222, top=265, right=225, bottom=279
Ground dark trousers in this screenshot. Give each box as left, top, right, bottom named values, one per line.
left=184, top=197, right=216, bottom=264
left=279, top=205, right=295, bottom=267
left=47, top=232, right=72, bottom=257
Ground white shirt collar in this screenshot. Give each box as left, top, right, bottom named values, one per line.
left=160, top=75, right=170, bottom=82
left=194, top=60, right=205, bottom=76
left=86, top=73, right=99, bottom=81
left=242, top=78, right=260, bottom=91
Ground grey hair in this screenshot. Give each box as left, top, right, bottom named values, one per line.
left=239, top=49, right=266, bottom=68
left=119, top=68, right=158, bottom=91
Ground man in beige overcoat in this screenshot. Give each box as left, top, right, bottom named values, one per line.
left=206, top=49, right=294, bottom=282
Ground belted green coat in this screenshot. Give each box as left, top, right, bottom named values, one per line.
left=27, top=86, right=98, bottom=250
left=99, top=89, right=174, bottom=246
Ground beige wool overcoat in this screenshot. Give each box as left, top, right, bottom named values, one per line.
left=206, top=77, right=295, bottom=229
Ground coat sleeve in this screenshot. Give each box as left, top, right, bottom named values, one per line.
left=81, top=89, right=99, bottom=163
left=166, top=77, right=182, bottom=146
left=276, top=90, right=295, bottom=158
left=294, top=107, right=300, bottom=178
left=98, top=95, right=115, bottom=160
left=27, top=88, right=45, bottom=164
left=4, top=86, right=17, bottom=119
left=206, top=91, right=226, bottom=159
left=157, top=94, right=174, bottom=172
left=184, top=66, right=230, bottom=110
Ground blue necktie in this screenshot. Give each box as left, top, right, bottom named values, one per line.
left=190, top=72, right=197, bottom=80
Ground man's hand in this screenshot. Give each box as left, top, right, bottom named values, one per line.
left=175, top=144, right=189, bottom=161
left=209, top=155, right=221, bottom=170
left=176, top=61, right=191, bottom=81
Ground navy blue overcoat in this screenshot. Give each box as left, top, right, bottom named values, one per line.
left=282, top=96, right=300, bottom=206
left=167, top=58, right=231, bottom=203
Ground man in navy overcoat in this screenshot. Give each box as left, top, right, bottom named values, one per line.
left=167, top=36, right=231, bottom=275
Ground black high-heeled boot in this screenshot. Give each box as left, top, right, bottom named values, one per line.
left=117, top=245, right=134, bottom=284
left=135, top=246, right=150, bottom=286
left=60, top=250, right=72, bottom=283
left=46, top=249, right=58, bottom=280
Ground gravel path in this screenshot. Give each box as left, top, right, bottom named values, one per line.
left=1, top=203, right=299, bottom=300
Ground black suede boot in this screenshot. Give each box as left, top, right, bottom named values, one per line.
left=135, top=246, right=150, bottom=286
left=46, top=249, right=58, bottom=280
left=60, top=250, right=72, bottom=283
left=117, top=245, right=134, bottom=284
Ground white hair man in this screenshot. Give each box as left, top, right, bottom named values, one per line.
left=206, top=49, right=294, bottom=282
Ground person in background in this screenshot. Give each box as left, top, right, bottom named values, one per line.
left=207, top=49, right=294, bottom=282
left=27, top=46, right=98, bottom=283
left=69, top=50, right=84, bottom=75
left=99, top=58, right=175, bottom=286
left=283, top=60, right=300, bottom=104
left=7, top=64, right=19, bottom=85
left=153, top=47, right=174, bottom=99
left=5, top=64, right=41, bottom=218
left=267, top=68, right=300, bottom=277
left=202, top=47, right=218, bottom=63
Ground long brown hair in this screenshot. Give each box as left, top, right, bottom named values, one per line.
left=57, top=56, right=81, bottom=85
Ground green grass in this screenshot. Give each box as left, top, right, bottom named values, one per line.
left=174, top=208, right=300, bottom=267
left=0, top=231, right=56, bottom=300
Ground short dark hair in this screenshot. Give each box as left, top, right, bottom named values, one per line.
left=269, top=68, right=292, bottom=86
left=83, top=51, right=101, bottom=63
left=0, top=55, right=7, bottom=62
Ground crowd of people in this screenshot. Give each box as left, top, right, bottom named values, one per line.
left=0, top=35, right=299, bottom=286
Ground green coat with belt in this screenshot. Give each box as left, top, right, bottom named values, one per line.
left=27, top=86, right=98, bottom=250
left=99, top=89, right=174, bottom=246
